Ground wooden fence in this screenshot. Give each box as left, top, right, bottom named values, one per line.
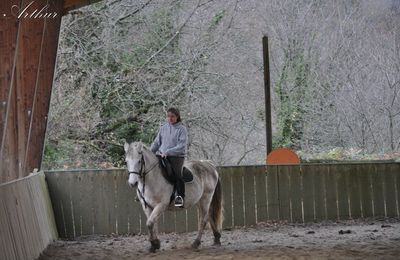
left=0, top=172, right=58, bottom=260
left=45, top=162, right=400, bottom=239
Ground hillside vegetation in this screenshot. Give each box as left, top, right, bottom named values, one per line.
left=43, top=0, right=400, bottom=169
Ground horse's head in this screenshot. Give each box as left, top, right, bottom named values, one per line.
left=124, top=141, right=145, bottom=188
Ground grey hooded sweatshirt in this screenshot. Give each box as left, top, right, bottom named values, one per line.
left=150, top=122, right=188, bottom=157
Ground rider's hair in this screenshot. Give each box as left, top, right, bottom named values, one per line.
left=167, top=107, right=181, bottom=122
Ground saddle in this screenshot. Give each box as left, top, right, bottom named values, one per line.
left=156, top=156, right=193, bottom=207
left=158, top=157, right=194, bottom=184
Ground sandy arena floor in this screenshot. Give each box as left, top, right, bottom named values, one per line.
left=39, top=219, right=400, bottom=260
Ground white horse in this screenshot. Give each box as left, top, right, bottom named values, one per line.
left=124, top=141, right=223, bottom=252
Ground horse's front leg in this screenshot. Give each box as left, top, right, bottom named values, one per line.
left=146, top=204, right=166, bottom=253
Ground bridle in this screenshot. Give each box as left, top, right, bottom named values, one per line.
left=127, top=152, right=158, bottom=178
left=127, top=151, right=158, bottom=209
left=127, top=152, right=145, bottom=177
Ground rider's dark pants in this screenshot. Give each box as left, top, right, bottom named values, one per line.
left=168, top=156, right=185, bottom=199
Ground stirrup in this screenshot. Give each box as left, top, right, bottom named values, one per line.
left=174, top=196, right=184, bottom=207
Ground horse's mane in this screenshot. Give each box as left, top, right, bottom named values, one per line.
left=132, top=141, right=155, bottom=158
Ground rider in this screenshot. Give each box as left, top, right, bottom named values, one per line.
left=150, top=107, right=188, bottom=207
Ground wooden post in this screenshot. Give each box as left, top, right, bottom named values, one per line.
left=263, top=36, right=273, bottom=157
left=0, top=0, right=63, bottom=183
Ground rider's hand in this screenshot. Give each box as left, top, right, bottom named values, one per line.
left=161, top=153, right=167, bottom=158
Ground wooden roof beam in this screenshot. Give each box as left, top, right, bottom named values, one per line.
left=63, top=0, right=103, bottom=14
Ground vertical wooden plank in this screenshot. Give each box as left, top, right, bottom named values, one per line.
left=39, top=173, right=58, bottom=241
left=6, top=184, right=23, bottom=259
left=161, top=211, right=176, bottom=233
left=186, top=207, right=198, bottom=232
left=69, top=172, right=82, bottom=237
left=175, top=209, right=187, bottom=233
left=301, top=165, right=315, bottom=222
left=218, top=167, right=232, bottom=229
left=231, top=167, right=245, bottom=227
left=130, top=184, right=145, bottom=235
left=313, top=165, right=327, bottom=221
left=288, top=165, right=302, bottom=222
left=139, top=203, right=147, bottom=234
left=325, top=165, right=338, bottom=220
left=115, top=170, right=126, bottom=235
left=53, top=172, right=74, bottom=239
left=92, top=171, right=104, bottom=235
left=92, top=171, right=117, bottom=234
left=107, top=171, right=117, bottom=234
left=278, top=165, right=290, bottom=221
left=266, top=165, right=279, bottom=220
left=243, top=166, right=256, bottom=226
left=11, top=181, right=29, bottom=259
left=337, top=164, right=350, bottom=220
left=116, top=170, right=130, bottom=235
left=44, top=172, right=65, bottom=237
left=0, top=173, right=58, bottom=259
left=0, top=191, right=15, bottom=260
left=26, top=176, right=42, bottom=256
left=27, top=177, right=43, bottom=252
left=22, top=177, right=36, bottom=257
left=78, top=171, right=94, bottom=236
left=22, top=180, right=34, bottom=258
left=255, top=166, right=267, bottom=223
left=395, top=163, right=400, bottom=218
left=65, top=173, right=75, bottom=239
left=12, top=180, right=28, bottom=259
left=358, top=164, right=373, bottom=218
left=371, top=164, right=385, bottom=218
left=383, top=163, right=397, bottom=217
left=348, top=164, right=361, bottom=219
left=0, top=188, right=14, bottom=260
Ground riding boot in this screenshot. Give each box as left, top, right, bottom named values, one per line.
left=168, top=156, right=185, bottom=207
left=176, top=178, right=185, bottom=200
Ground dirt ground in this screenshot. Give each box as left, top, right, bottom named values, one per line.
left=39, top=219, right=400, bottom=260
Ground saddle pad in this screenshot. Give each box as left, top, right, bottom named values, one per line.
left=182, top=167, right=194, bottom=183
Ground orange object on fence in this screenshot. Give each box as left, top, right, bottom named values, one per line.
left=266, top=148, right=300, bottom=165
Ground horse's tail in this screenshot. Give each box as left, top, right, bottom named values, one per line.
left=209, top=178, right=223, bottom=230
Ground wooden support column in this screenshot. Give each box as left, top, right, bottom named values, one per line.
left=0, top=0, right=63, bottom=183
left=263, top=36, right=273, bottom=157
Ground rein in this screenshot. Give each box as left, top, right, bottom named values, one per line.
left=128, top=153, right=159, bottom=210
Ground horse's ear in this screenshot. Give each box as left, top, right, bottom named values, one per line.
left=138, top=142, right=143, bottom=152
left=124, top=142, right=129, bottom=153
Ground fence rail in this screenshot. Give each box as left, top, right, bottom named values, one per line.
left=0, top=172, right=58, bottom=260
left=45, top=162, right=400, bottom=239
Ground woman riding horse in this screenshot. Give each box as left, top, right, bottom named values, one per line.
left=150, top=107, right=187, bottom=207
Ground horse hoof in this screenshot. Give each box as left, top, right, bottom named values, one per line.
left=213, top=240, right=221, bottom=246
left=149, top=239, right=160, bottom=252
left=191, top=239, right=201, bottom=249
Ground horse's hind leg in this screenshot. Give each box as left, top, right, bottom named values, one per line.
left=209, top=217, right=221, bottom=246
left=192, top=197, right=212, bottom=249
